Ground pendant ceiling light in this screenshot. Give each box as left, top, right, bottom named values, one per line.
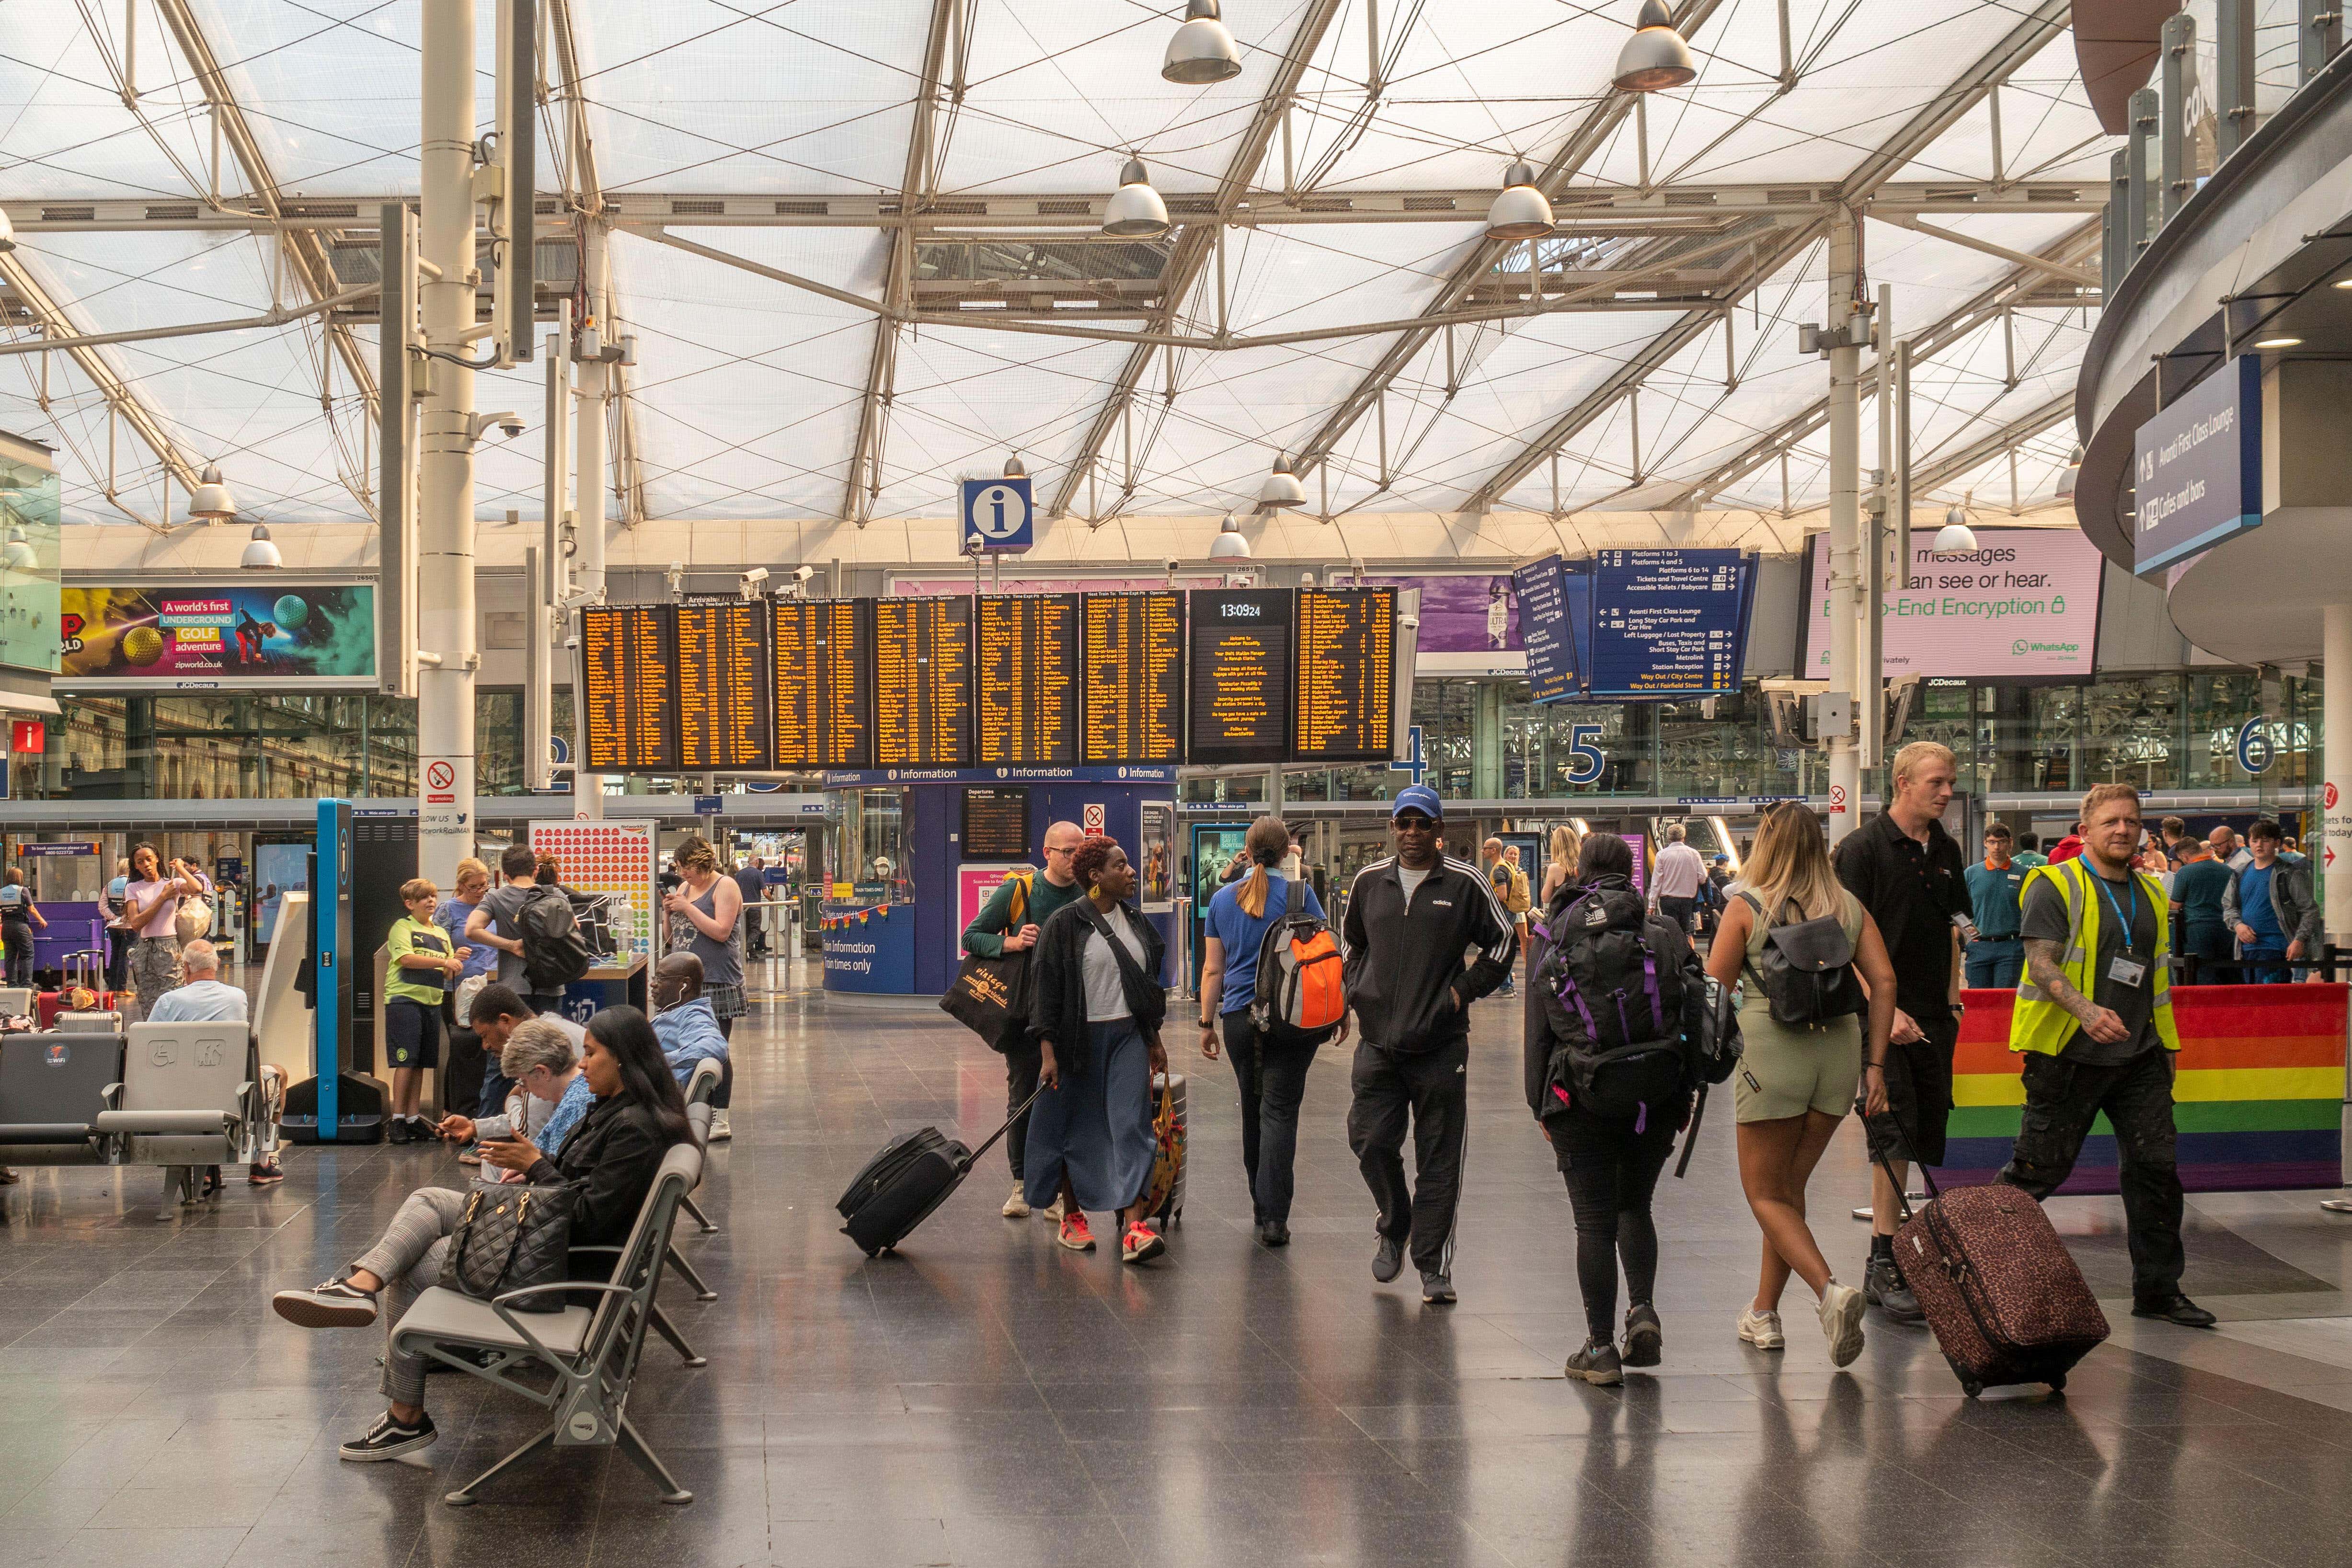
left=1932, top=504, right=1980, bottom=556
left=1485, top=161, right=1556, bottom=240
left=1259, top=453, right=1307, bottom=508
left=240, top=523, right=283, bottom=570
left=1102, top=157, right=1172, bottom=239
left=2055, top=444, right=2083, bottom=498
left=0, top=529, right=34, bottom=572
left=1163, top=0, right=1243, bottom=84
left=187, top=461, right=238, bottom=521
left=1208, top=513, right=1252, bottom=559
left=1613, top=0, right=1698, bottom=92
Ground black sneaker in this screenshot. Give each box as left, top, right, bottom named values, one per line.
left=2132, top=1293, right=2218, bottom=1328
left=272, top=1278, right=379, bottom=1328
left=1421, top=1271, right=1457, bottom=1305
left=338, top=1409, right=436, bottom=1462
left=1622, top=1302, right=1663, bottom=1367
left=1259, top=1219, right=1291, bottom=1248
left=1863, top=1254, right=1925, bottom=1324
left=385, top=1119, right=412, bottom=1145
left=1371, top=1235, right=1405, bottom=1283
left=1564, top=1336, right=1623, bottom=1386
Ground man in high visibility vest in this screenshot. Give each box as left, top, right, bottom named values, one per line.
left=2002, top=781, right=2214, bottom=1329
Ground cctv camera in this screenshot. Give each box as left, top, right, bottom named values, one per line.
left=792, top=565, right=816, bottom=583
left=499, top=415, right=524, bottom=439
left=742, top=567, right=770, bottom=585
left=1165, top=557, right=1182, bottom=572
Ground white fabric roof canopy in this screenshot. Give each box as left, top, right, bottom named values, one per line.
left=0, top=0, right=2114, bottom=535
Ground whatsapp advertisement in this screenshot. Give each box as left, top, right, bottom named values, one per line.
left=1802, top=526, right=2102, bottom=680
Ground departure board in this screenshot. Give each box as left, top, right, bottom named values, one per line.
left=772, top=598, right=874, bottom=768
left=1187, top=588, right=1292, bottom=766
left=873, top=596, right=973, bottom=767
left=962, top=787, right=1030, bottom=860
left=578, top=604, right=677, bottom=772
left=976, top=595, right=1079, bottom=765
left=676, top=604, right=773, bottom=770
left=1081, top=591, right=1185, bottom=765
left=1293, top=587, right=1395, bottom=762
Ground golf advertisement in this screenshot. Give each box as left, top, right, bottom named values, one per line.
left=59, top=584, right=378, bottom=688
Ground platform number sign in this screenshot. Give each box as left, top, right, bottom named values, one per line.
left=960, top=476, right=1034, bottom=554
left=2237, top=716, right=2276, bottom=776
left=1565, top=723, right=1606, bottom=786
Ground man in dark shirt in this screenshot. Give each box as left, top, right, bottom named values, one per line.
left=2167, top=840, right=2235, bottom=983
left=2001, top=782, right=2210, bottom=1328
left=1833, top=741, right=1969, bottom=1325
left=1962, top=823, right=2027, bottom=989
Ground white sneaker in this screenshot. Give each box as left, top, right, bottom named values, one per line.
left=1043, top=1194, right=1066, bottom=1223
left=1736, top=1307, right=1786, bottom=1351
left=1817, top=1280, right=1866, bottom=1367
left=707, top=1110, right=731, bottom=1143
left=1002, top=1186, right=1031, bottom=1218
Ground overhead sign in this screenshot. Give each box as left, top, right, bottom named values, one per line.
left=960, top=476, right=1035, bottom=553
left=2237, top=716, right=2276, bottom=776
left=59, top=584, right=378, bottom=689
left=1586, top=549, right=1752, bottom=697
left=1802, top=526, right=2102, bottom=682
left=1512, top=554, right=1578, bottom=703
left=2134, top=355, right=2262, bottom=576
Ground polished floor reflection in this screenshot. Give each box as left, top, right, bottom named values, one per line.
left=5, top=972, right=2352, bottom=1567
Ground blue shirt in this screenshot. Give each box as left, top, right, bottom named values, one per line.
left=535, top=1073, right=595, bottom=1156
left=2239, top=864, right=2285, bottom=949
left=653, top=996, right=730, bottom=1086
left=435, top=897, right=497, bottom=985
left=1962, top=860, right=2027, bottom=940
left=1203, top=873, right=1325, bottom=1017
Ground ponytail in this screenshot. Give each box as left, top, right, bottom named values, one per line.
left=1236, top=813, right=1291, bottom=920
left=1239, top=860, right=1272, bottom=919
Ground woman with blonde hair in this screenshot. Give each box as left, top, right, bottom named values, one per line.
left=1705, top=801, right=1898, bottom=1369
left=1197, top=814, right=1338, bottom=1248
left=1539, top=824, right=1582, bottom=908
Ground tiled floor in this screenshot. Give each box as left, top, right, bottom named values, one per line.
left=7, top=964, right=2352, bottom=1567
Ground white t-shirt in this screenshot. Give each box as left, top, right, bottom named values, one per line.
left=1081, top=915, right=1147, bottom=1022
left=1653, top=842, right=1707, bottom=901
left=1398, top=864, right=1432, bottom=904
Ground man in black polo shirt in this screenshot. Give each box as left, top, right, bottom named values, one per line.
left=1833, top=740, right=1970, bottom=1325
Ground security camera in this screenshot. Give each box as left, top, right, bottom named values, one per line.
left=1165, top=556, right=1182, bottom=572
left=739, top=566, right=770, bottom=599
left=499, top=414, right=525, bottom=439
left=792, top=565, right=816, bottom=583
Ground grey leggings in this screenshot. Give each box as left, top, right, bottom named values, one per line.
left=347, top=1186, right=468, bottom=1406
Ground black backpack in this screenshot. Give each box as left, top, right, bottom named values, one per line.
left=1737, top=891, right=1865, bottom=1027
left=519, top=884, right=594, bottom=993
left=1534, top=884, right=1691, bottom=1128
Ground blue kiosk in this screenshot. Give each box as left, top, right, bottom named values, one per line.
left=820, top=767, right=1180, bottom=996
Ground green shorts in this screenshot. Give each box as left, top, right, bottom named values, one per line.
left=1732, top=1011, right=1861, bottom=1123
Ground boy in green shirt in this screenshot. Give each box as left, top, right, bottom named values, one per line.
left=387, top=877, right=465, bottom=1143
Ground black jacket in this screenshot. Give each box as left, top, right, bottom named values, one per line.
left=1341, top=854, right=1514, bottom=1054
left=1027, top=899, right=1167, bottom=1066
left=1521, top=875, right=1701, bottom=1123
left=526, top=1094, right=678, bottom=1252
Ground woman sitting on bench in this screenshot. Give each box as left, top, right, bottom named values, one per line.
left=267, top=1006, right=689, bottom=1462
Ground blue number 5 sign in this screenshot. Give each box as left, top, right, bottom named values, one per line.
left=960, top=476, right=1034, bottom=553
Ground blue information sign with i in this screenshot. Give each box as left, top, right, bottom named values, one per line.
left=960, top=476, right=1035, bottom=554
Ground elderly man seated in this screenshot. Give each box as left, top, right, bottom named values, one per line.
left=144, top=939, right=284, bottom=1187
left=650, top=952, right=729, bottom=1131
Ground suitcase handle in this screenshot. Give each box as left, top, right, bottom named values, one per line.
left=1856, top=1098, right=1941, bottom=1225
left=960, top=1085, right=1046, bottom=1173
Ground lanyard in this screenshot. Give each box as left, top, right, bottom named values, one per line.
left=2092, top=871, right=2140, bottom=954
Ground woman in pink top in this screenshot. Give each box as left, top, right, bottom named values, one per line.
left=124, top=843, right=210, bottom=1020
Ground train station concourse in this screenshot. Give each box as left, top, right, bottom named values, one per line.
left=6, top=0, right=2352, bottom=1564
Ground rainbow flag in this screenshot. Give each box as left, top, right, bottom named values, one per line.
left=1939, top=985, right=2347, bottom=1194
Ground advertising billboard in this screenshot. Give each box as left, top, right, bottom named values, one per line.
left=1801, top=527, right=2102, bottom=682
left=60, top=584, right=378, bottom=689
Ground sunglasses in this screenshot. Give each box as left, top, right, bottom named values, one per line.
left=1393, top=815, right=1437, bottom=831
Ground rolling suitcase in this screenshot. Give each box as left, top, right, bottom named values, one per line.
left=837, top=1087, right=1042, bottom=1257
left=1869, top=1119, right=2108, bottom=1397
left=38, top=990, right=117, bottom=1029
left=55, top=1010, right=124, bottom=1033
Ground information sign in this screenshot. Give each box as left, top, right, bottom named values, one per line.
left=976, top=594, right=1079, bottom=765
left=1188, top=588, right=1293, bottom=765
left=960, top=476, right=1035, bottom=553
left=1293, top=587, right=1395, bottom=762
left=1082, top=591, right=1185, bottom=765
left=1586, top=549, right=1750, bottom=697
left=2134, top=355, right=2263, bottom=575
left=873, top=596, right=972, bottom=767
left=676, top=603, right=772, bottom=771
left=1512, top=555, right=1578, bottom=703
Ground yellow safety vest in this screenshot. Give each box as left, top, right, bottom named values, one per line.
left=2008, top=857, right=2181, bottom=1056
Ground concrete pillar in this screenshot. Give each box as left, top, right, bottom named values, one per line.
left=2326, top=605, right=2352, bottom=942
left=1825, top=204, right=1862, bottom=842
left=571, top=219, right=610, bottom=822
left=415, top=0, right=477, bottom=887
left=1472, top=682, right=1505, bottom=801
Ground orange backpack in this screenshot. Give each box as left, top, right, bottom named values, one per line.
left=1249, top=880, right=1346, bottom=1046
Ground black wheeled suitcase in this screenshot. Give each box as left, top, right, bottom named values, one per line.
left=837, top=1087, right=1042, bottom=1257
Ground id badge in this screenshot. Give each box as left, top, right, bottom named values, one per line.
left=2108, top=954, right=2147, bottom=988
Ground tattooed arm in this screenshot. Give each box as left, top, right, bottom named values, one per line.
left=2023, top=938, right=2130, bottom=1044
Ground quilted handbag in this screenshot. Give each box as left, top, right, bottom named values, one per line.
left=439, top=1180, right=578, bottom=1312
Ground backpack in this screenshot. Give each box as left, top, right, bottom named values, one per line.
left=1503, top=863, right=1531, bottom=916
left=1534, top=885, right=1691, bottom=1128
left=519, top=884, right=594, bottom=992
left=1248, top=880, right=1345, bottom=1047
left=1737, top=890, right=1864, bottom=1028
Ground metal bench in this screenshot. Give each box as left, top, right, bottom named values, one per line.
left=0, top=1032, right=123, bottom=1166
left=94, top=1021, right=264, bottom=1218
left=391, top=1141, right=704, bottom=1507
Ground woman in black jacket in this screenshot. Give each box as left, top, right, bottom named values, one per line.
left=1524, top=835, right=1698, bottom=1387
left=270, top=1006, right=688, bottom=1461
left=1024, top=835, right=1169, bottom=1264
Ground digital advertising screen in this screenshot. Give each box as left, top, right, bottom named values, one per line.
left=1293, top=587, right=1395, bottom=762
left=976, top=594, right=1079, bottom=766
left=873, top=595, right=972, bottom=768
left=59, top=584, right=378, bottom=689
left=1801, top=526, right=2103, bottom=681
left=1082, top=590, right=1185, bottom=765
left=676, top=603, right=773, bottom=771
left=1187, top=588, right=1293, bottom=766
left=773, top=598, right=874, bottom=768
left=579, top=604, right=678, bottom=772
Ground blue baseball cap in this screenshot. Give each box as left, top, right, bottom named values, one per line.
left=1391, top=784, right=1444, bottom=821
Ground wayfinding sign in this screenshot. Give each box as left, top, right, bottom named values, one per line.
left=960, top=476, right=1035, bottom=553
left=2133, top=355, right=2261, bottom=575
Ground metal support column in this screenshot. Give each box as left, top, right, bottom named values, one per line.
left=572, top=221, right=610, bottom=821
left=2127, top=87, right=2158, bottom=263
left=1826, top=204, right=1863, bottom=842
left=2105, top=149, right=2129, bottom=294
left=416, top=0, right=478, bottom=886
left=2218, top=0, right=2257, bottom=159
left=2327, top=605, right=2352, bottom=943
left=2160, top=12, right=2194, bottom=224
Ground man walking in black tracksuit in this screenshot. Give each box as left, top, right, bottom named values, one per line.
left=1342, top=784, right=1516, bottom=1305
